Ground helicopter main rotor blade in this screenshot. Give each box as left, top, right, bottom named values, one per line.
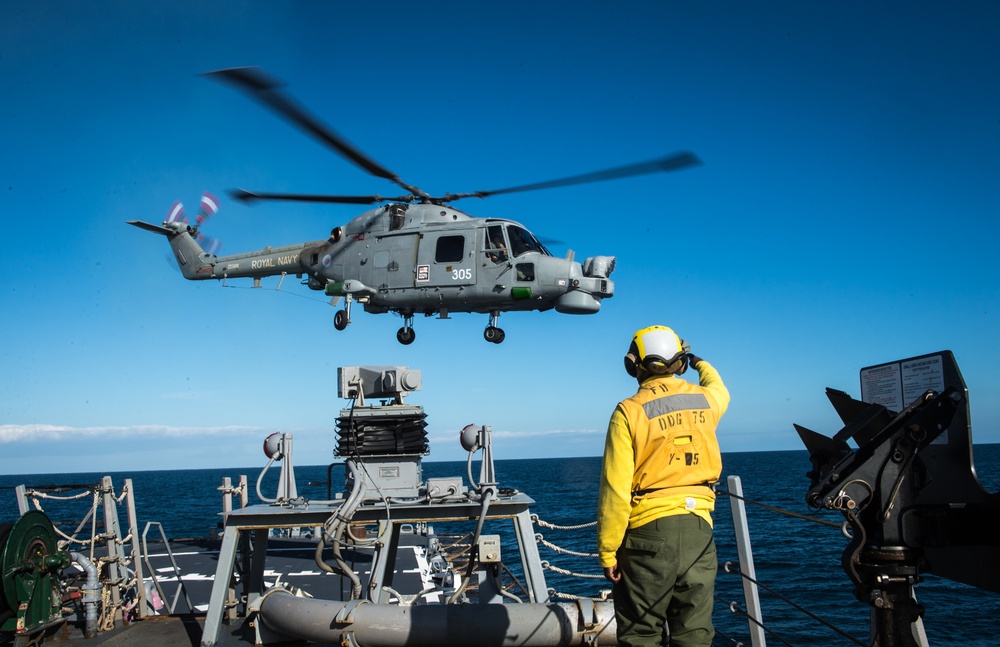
left=229, top=189, right=416, bottom=205
left=442, top=151, right=702, bottom=201
left=204, top=67, right=427, bottom=199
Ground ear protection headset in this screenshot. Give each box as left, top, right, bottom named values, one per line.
left=623, top=325, right=691, bottom=378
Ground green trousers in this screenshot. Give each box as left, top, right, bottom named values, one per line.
left=613, top=514, right=717, bottom=647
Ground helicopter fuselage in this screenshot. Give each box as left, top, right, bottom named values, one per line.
left=128, top=66, right=704, bottom=343
left=130, top=202, right=615, bottom=342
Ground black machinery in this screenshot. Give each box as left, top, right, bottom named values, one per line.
left=796, top=350, right=1000, bottom=647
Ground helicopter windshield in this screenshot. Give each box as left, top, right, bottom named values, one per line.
left=506, top=225, right=550, bottom=257
left=485, top=224, right=509, bottom=263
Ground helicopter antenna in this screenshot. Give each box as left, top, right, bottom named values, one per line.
left=204, top=67, right=428, bottom=200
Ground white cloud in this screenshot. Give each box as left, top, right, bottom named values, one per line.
left=0, top=424, right=266, bottom=444
left=429, top=427, right=602, bottom=443
left=491, top=428, right=602, bottom=440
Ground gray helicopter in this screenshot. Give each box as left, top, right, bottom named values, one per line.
left=128, top=67, right=700, bottom=344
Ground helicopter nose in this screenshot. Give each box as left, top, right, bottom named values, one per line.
left=556, top=286, right=611, bottom=314
left=555, top=258, right=615, bottom=314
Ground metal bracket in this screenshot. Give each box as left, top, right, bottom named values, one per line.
left=334, top=601, right=367, bottom=647
left=575, top=597, right=600, bottom=646
left=334, top=599, right=368, bottom=625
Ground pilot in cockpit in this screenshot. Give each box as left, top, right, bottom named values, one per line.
left=486, top=225, right=508, bottom=264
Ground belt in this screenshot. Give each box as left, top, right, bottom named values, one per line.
left=631, top=481, right=717, bottom=498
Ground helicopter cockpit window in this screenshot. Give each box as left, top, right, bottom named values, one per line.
left=435, top=235, right=465, bottom=263
left=515, top=263, right=535, bottom=282
left=506, top=225, right=548, bottom=258
left=485, top=225, right=508, bottom=263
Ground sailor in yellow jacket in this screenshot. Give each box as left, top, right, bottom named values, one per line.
left=597, top=325, right=730, bottom=647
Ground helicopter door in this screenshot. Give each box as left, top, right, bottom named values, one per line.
left=363, top=234, right=419, bottom=289
left=364, top=249, right=391, bottom=291
left=415, top=231, right=476, bottom=287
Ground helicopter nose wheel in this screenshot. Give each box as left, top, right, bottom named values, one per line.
left=484, top=311, right=505, bottom=344
left=334, top=310, right=349, bottom=331
left=334, top=294, right=353, bottom=331
left=396, top=313, right=416, bottom=345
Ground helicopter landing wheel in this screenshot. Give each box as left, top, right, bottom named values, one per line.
left=484, top=326, right=505, bottom=344
left=397, top=327, right=416, bottom=345
left=334, top=310, right=349, bottom=331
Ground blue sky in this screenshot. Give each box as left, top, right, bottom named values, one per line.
left=2, top=2, right=999, bottom=475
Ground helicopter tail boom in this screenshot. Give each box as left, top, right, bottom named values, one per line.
left=128, top=219, right=222, bottom=280
left=129, top=219, right=316, bottom=282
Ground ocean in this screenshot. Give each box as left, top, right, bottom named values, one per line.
left=4, top=446, right=998, bottom=646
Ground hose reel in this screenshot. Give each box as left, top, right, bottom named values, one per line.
left=0, top=511, right=71, bottom=636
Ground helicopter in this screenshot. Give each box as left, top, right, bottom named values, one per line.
left=128, top=67, right=700, bottom=344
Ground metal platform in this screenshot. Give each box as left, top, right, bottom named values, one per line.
left=201, top=493, right=547, bottom=647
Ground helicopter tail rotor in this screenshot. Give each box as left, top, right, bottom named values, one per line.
left=156, top=193, right=223, bottom=255
left=195, top=191, right=220, bottom=227
left=165, top=200, right=187, bottom=224
left=192, top=191, right=222, bottom=254
left=195, top=231, right=222, bottom=255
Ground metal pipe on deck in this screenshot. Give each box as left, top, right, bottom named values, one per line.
left=70, top=552, right=100, bottom=638
left=258, top=591, right=618, bottom=647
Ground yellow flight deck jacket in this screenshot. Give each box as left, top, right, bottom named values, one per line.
left=597, top=361, right=730, bottom=568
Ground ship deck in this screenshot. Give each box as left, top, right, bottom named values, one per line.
left=1, top=534, right=427, bottom=647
